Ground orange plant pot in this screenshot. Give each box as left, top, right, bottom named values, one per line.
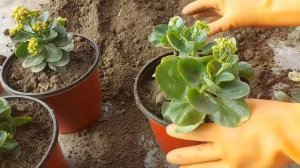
left=0, top=34, right=102, bottom=133
left=4, top=96, right=67, bottom=168
left=134, top=53, right=199, bottom=154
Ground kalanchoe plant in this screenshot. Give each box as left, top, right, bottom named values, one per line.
left=9, top=6, right=73, bottom=73
left=149, top=16, right=255, bottom=133
left=0, top=98, right=31, bottom=161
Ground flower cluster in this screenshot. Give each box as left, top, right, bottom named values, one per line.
left=27, top=38, right=40, bottom=56
left=213, top=38, right=237, bottom=61
left=9, top=23, right=23, bottom=36
left=32, top=21, right=48, bottom=32
left=11, top=6, right=30, bottom=22
left=55, top=17, right=68, bottom=26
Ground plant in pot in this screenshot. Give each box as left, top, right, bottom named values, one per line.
left=1, top=6, right=102, bottom=133
left=0, top=96, right=67, bottom=168
left=134, top=16, right=255, bottom=153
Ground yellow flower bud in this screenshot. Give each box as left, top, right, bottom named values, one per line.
left=55, top=17, right=68, bottom=26
left=32, top=21, right=48, bottom=32
left=9, top=23, right=23, bottom=36
left=27, top=38, right=40, bottom=56
left=11, top=6, right=29, bottom=22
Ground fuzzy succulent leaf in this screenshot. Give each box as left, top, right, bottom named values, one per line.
left=48, top=63, right=67, bottom=73
left=22, top=54, right=45, bottom=68
left=13, top=31, right=33, bottom=43
left=187, top=88, right=219, bottom=114
left=30, top=61, right=47, bottom=73
left=290, top=88, right=300, bottom=102
left=174, top=122, right=202, bottom=134
left=155, top=58, right=187, bottom=99
left=216, top=80, right=250, bottom=99
left=216, top=72, right=235, bottom=83
left=38, top=11, right=49, bottom=23
left=15, top=42, right=30, bottom=58
left=45, top=43, right=63, bottom=62
left=0, top=131, right=7, bottom=146
left=52, top=33, right=73, bottom=47
left=14, top=117, right=32, bottom=127
left=238, top=62, right=255, bottom=79
left=211, top=98, right=250, bottom=127
left=274, top=91, right=290, bottom=102
left=178, top=58, right=204, bottom=87
left=0, top=123, right=13, bottom=134
left=40, top=30, right=58, bottom=42
left=167, top=30, right=186, bottom=52
left=162, top=99, right=206, bottom=127
left=59, top=42, right=74, bottom=52
left=51, top=52, right=70, bottom=67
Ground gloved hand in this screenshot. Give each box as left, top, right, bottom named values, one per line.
left=183, top=0, right=300, bottom=35
left=166, top=99, right=300, bottom=168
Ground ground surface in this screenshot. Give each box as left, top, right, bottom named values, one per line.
left=1, top=0, right=300, bottom=168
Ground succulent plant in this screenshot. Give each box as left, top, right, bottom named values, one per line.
left=149, top=16, right=255, bottom=133
left=9, top=6, right=73, bottom=73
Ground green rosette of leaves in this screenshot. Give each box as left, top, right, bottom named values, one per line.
left=0, top=98, right=31, bottom=161
left=149, top=16, right=255, bottom=133
left=9, top=6, right=73, bottom=73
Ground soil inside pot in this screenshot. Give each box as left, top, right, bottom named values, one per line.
left=6, top=37, right=96, bottom=93
left=1, top=98, right=53, bottom=168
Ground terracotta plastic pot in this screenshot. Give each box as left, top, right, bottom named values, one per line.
left=3, top=95, right=67, bottom=168
left=134, top=53, right=200, bottom=154
left=0, top=34, right=102, bottom=133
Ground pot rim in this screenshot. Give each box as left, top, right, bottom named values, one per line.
left=0, top=34, right=101, bottom=98
left=134, top=52, right=174, bottom=127
left=2, top=95, right=58, bottom=168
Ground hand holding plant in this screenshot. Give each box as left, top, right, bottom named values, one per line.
left=9, top=6, right=73, bottom=73
left=149, top=17, right=254, bottom=133
left=0, top=98, right=31, bottom=161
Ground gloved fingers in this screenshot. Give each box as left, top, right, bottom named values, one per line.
left=166, top=123, right=219, bottom=142
left=208, top=17, right=231, bottom=35
left=182, top=0, right=220, bottom=15
left=180, top=160, right=229, bottom=168
left=167, top=143, right=221, bottom=165
left=206, top=16, right=220, bottom=24
left=193, top=11, right=221, bottom=19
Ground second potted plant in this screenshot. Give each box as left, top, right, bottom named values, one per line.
left=134, top=16, right=255, bottom=153
left=1, top=6, right=102, bottom=133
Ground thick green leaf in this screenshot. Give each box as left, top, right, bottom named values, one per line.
left=187, top=88, right=219, bottom=114
left=52, top=33, right=73, bottom=47
left=15, top=42, right=30, bottom=58
left=1, top=141, right=21, bottom=161
left=196, top=55, right=213, bottom=64
left=178, top=58, right=204, bottom=86
left=238, top=62, right=255, bottom=79
left=45, top=43, right=63, bottom=62
left=161, top=102, right=172, bottom=123
left=167, top=99, right=206, bottom=126
left=49, top=63, right=67, bottom=73
left=211, top=98, right=250, bottom=127
left=290, top=88, right=300, bottom=102
left=167, top=31, right=186, bottom=52
left=200, top=42, right=215, bottom=55
left=22, top=54, right=45, bottom=68
left=288, top=71, right=300, bottom=82
left=14, top=117, right=31, bottom=127
left=168, top=16, right=185, bottom=30
left=226, top=55, right=239, bottom=64
left=206, top=62, right=216, bottom=77
left=0, top=131, right=7, bottom=146
left=59, top=42, right=74, bottom=52
left=53, top=26, right=67, bottom=36
left=0, top=123, right=12, bottom=133
left=0, top=98, right=11, bottom=119
left=38, top=11, right=50, bottom=23
left=52, top=52, right=70, bottom=67
left=174, top=121, right=202, bottom=133
left=274, top=91, right=290, bottom=102
left=216, top=72, right=235, bottom=83
left=155, top=58, right=187, bottom=99
left=13, top=31, right=33, bottom=43
left=149, top=32, right=165, bottom=47
left=153, top=24, right=168, bottom=35
left=217, top=80, right=250, bottom=99
left=30, top=61, right=47, bottom=73
left=40, top=30, right=58, bottom=42
left=204, top=77, right=221, bottom=94
left=161, top=55, right=178, bottom=63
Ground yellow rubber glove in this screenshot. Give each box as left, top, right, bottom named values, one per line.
left=183, top=0, right=300, bottom=35
left=166, top=99, right=300, bottom=168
